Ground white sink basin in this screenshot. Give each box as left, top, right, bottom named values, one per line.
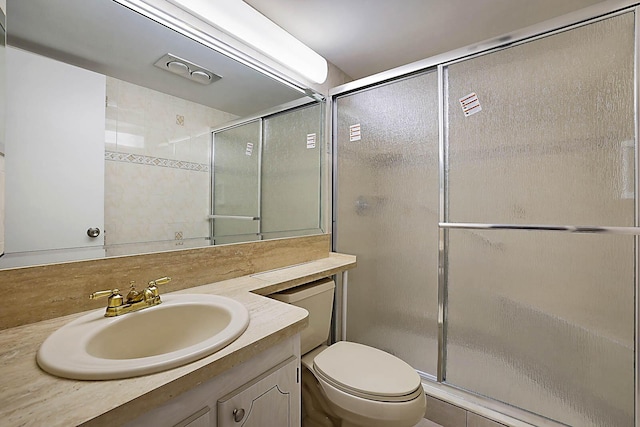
left=36, top=294, right=250, bottom=380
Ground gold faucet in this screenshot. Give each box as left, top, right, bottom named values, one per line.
left=90, top=277, right=172, bottom=317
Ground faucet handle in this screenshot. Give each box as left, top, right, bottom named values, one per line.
left=148, top=276, right=171, bottom=287
left=89, top=288, right=124, bottom=310
left=146, top=277, right=171, bottom=301
left=90, top=288, right=121, bottom=300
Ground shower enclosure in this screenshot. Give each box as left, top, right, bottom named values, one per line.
left=333, top=6, right=636, bottom=427
left=211, top=102, right=323, bottom=244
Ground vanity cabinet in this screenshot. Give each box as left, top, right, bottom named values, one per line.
left=125, top=335, right=301, bottom=427
left=217, top=356, right=298, bottom=427
left=175, top=408, right=211, bottom=427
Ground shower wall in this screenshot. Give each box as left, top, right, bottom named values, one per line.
left=334, top=8, right=636, bottom=427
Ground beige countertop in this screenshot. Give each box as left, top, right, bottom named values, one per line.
left=0, top=253, right=356, bottom=427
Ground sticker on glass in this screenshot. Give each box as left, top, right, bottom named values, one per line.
left=245, top=142, right=253, bottom=156
left=349, top=124, right=361, bottom=142
left=459, top=92, right=482, bottom=117
left=307, top=133, right=316, bottom=149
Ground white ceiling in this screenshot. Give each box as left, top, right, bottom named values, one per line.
left=7, top=0, right=306, bottom=117
left=7, top=0, right=618, bottom=116
left=245, top=0, right=612, bottom=80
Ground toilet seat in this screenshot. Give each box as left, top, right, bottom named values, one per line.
left=313, top=341, right=422, bottom=402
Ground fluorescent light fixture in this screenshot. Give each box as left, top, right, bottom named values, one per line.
left=168, top=0, right=328, bottom=84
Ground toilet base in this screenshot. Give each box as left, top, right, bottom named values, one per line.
left=302, top=367, right=341, bottom=427
left=301, top=364, right=426, bottom=427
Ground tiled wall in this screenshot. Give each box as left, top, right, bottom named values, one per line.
left=104, top=77, right=238, bottom=256
left=425, top=396, right=507, bottom=427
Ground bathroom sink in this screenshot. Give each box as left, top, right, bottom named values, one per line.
left=36, top=294, right=250, bottom=380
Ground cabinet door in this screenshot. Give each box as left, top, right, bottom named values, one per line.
left=218, top=357, right=299, bottom=427
left=6, top=47, right=105, bottom=253
left=174, top=407, right=211, bottom=427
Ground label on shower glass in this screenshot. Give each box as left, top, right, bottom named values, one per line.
left=307, top=133, right=316, bottom=149
left=349, top=124, right=361, bottom=141
left=245, top=142, right=253, bottom=156
left=459, top=92, right=482, bottom=117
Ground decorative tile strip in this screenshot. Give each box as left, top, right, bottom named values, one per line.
left=105, top=151, right=209, bottom=172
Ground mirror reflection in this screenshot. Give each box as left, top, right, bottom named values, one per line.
left=211, top=104, right=322, bottom=246
left=1, top=0, right=323, bottom=268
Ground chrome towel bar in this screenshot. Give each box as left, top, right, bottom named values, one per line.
left=439, top=222, right=640, bottom=235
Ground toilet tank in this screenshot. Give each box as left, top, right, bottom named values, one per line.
left=270, top=278, right=335, bottom=354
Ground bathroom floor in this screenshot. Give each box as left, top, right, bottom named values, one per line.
left=415, top=419, right=443, bottom=427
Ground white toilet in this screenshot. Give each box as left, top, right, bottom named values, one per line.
left=271, top=279, right=426, bottom=427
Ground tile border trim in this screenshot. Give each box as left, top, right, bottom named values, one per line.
left=105, top=151, right=209, bottom=172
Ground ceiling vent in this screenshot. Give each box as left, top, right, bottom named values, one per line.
left=154, top=53, right=221, bottom=85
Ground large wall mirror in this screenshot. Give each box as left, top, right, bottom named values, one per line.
left=1, top=0, right=324, bottom=268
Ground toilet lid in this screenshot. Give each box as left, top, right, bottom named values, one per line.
left=313, top=341, right=421, bottom=401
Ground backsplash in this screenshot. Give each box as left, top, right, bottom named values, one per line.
left=104, top=77, right=238, bottom=256
left=0, top=233, right=330, bottom=330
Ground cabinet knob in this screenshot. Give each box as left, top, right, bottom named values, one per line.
left=232, top=408, right=245, bottom=422
left=87, top=227, right=101, bottom=238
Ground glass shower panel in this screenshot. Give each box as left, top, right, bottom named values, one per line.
left=446, top=12, right=635, bottom=226
left=335, top=71, right=439, bottom=375
left=445, top=229, right=634, bottom=426
left=262, top=103, right=322, bottom=237
left=212, top=121, right=260, bottom=242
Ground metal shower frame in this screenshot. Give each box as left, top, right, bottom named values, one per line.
left=330, top=1, right=640, bottom=425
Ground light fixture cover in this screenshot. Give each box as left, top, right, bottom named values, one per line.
left=168, top=0, right=328, bottom=84
left=167, top=60, right=190, bottom=75
left=154, top=54, right=221, bottom=85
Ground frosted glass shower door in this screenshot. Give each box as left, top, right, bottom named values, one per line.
left=443, top=12, right=635, bottom=426
left=334, top=71, right=440, bottom=375
left=211, top=121, right=261, bottom=244
left=261, top=103, right=322, bottom=239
